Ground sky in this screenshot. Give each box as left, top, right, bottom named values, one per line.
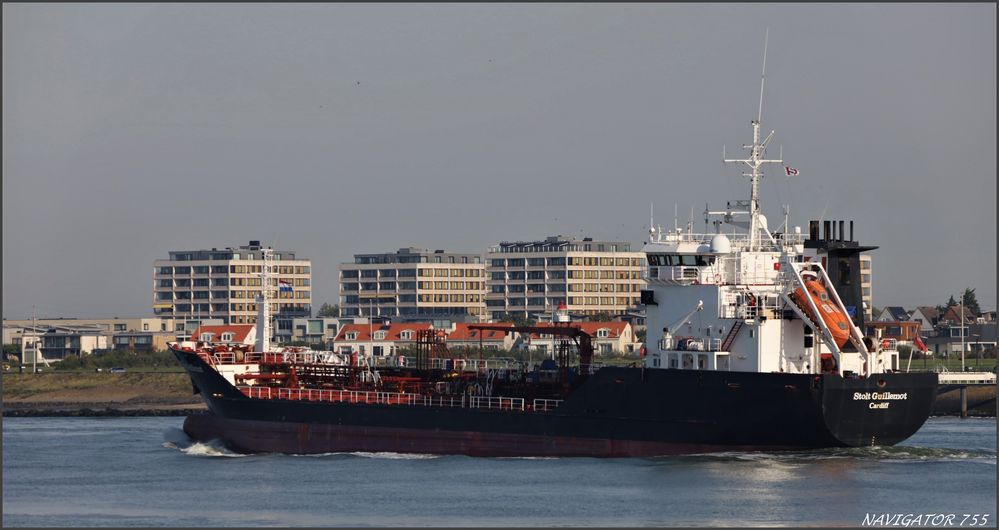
left=3, top=3, right=996, bottom=319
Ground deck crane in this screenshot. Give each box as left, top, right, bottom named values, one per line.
left=661, top=300, right=704, bottom=349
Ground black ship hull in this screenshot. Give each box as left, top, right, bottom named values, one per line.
left=172, top=348, right=937, bottom=457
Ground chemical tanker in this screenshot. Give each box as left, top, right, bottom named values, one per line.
left=170, top=56, right=936, bottom=456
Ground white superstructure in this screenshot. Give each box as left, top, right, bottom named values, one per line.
left=641, top=45, right=892, bottom=379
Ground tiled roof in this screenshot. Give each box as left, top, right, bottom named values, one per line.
left=334, top=323, right=432, bottom=342
left=913, top=306, right=941, bottom=322
left=940, top=305, right=977, bottom=324
left=526, top=321, right=629, bottom=339
left=191, top=324, right=256, bottom=343
left=447, top=322, right=514, bottom=341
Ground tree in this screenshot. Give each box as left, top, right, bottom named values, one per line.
left=3, top=343, right=20, bottom=363
left=502, top=312, right=535, bottom=328
left=317, top=303, right=340, bottom=318
left=590, top=312, right=614, bottom=322
left=961, top=288, right=981, bottom=316
left=937, top=295, right=959, bottom=315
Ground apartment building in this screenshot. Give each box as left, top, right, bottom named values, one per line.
left=339, top=248, right=486, bottom=321
left=860, top=254, right=873, bottom=319
left=3, top=317, right=175, bottom=340
left=28, top=325, right=109, bottom=361
left=112, top=331, right=176, bottom=353
left=274, top=317, right=344, bottom=347
left=154, top=241, right=312, bottom=325
left=484, top=236, right=646, bottom=320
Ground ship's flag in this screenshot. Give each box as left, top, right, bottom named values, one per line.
left=914, top=335, right=928, bottom=353
left=279, top=280, right=293, bottom=292
left=785, top=166, right=800, bottom=176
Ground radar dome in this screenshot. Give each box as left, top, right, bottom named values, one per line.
left=710, top=233, right=732, bottom=254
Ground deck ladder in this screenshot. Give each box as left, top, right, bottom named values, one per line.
left=719, top=321, right=745, bottom=351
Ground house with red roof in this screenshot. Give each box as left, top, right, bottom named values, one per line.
left=939, top=305, right=977, bottom=326
left=190, top=324, right=256, bottom=347
left=519, top=321, right=640, bottom=356
left=444, top=322, right=517, bottom=350
left=332, top=322, right=433, bottom=357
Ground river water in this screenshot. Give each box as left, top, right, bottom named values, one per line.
left=2, top=416, right=995, bottom=527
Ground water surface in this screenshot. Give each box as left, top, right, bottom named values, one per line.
left=3, top=416, right=995, bottom=527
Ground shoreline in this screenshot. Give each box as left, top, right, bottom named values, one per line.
left=2, top=401, right=207, bottom=417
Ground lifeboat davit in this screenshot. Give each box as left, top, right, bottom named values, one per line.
left=792, top=279, right=851, bottom=348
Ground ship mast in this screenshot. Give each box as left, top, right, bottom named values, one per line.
left=723, top=29, right=783, bottom=251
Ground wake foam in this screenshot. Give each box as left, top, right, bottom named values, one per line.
left=335, top=451, right=442, bottom=460
left=672, top=445, right=995, bottom=465
left=162, top=427, right=247, bottom=458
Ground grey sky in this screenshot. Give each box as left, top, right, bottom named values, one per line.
left=3, top=3, right=996, bottom=319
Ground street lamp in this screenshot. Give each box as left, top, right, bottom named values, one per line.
left=972, top=334, right=980, bottom=369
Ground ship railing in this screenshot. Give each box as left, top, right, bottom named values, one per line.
left=422, top=357, right=518, bottom=372
left=236, top=385, right=528, bottom=411
left=204, top=350, right=351, bottom=366
left=880, top=338, right=898, bottom=351
left=659, top=336, right=723, bottom=352
left=468, top=396, right=525, bottom=411
left=532, top=399, right=563, bottom=412
left=718, top=293, right=782, bottom=320
left=209, top=352, right=260, bottom=364
left=647, top=258, right=785, bottom=286
left=245, top=352, right=263, bottom=363
left=938, top=372, right=997, bottom=385
left=260, top=351, right=335, bottom=365
left=647, top=232, right=806, bottom=247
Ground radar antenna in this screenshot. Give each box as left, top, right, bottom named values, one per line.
left=649, top=203, right=657, bottom=241
left=758, top=28, right=768, bottom=124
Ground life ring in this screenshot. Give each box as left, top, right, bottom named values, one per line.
left=881, top=339, right=891, bottom=350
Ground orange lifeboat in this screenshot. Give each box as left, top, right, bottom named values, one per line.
left=792, top=279, right=851, bottom=348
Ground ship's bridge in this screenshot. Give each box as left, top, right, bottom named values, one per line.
left=642, top=230, right=806, bottom=286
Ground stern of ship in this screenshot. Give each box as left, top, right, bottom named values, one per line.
left=819, top=371, right=937, bottom=447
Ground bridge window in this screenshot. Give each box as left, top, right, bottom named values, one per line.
left=647, top=254, right=717, bottom=267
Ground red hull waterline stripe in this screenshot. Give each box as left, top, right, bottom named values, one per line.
left=184, top=415, right=797, bottom=458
